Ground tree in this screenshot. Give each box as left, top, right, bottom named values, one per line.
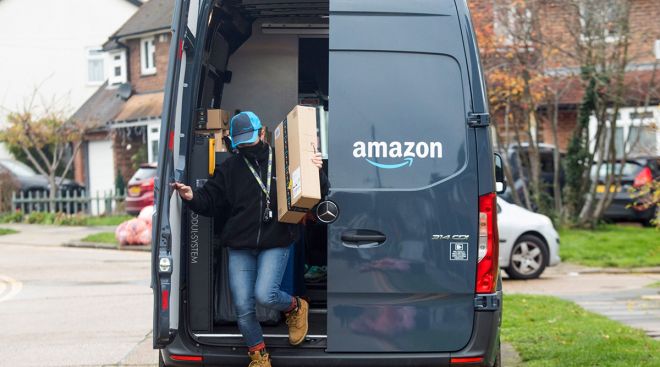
left=547, top=0, right=656, bottom=227
left=0, top=93, right=83, bottom=213
left=473, top=0, right=561, bottom=217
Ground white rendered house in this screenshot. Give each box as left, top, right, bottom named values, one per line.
left=0, top=0, right=143, bottom=158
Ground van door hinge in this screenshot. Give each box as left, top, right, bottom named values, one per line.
left=468, top=112, right=490, bottom=127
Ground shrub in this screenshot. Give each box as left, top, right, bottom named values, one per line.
left=0, top=210, right=23, bottom=223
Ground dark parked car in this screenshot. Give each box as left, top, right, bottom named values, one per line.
left=593, top=156, right=659, bottom=226
left=0, top=159, right=84, bottom=194
left=499, top=143, right=565, bottom=208
left=125, top=163, right=157, bottom=215
left=0, top=159, right=85, bottom=212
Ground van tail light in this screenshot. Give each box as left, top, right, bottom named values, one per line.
left=633, top=167, right=653, bottom=188
left=161, top=289, right=169, bottom=311
left=170, top=355, right=203, bottom=362
left=450, top=356, right=484, bottom=364
left=476, top=192, right=499, bottom=294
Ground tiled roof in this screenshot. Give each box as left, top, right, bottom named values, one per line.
left=111, top=0, right=173, bottom=39
left=111, top=91, right=164, bottom=123
left=547, top=70, right=660, bottom=107
left=71, top=82, right=126, bottom=129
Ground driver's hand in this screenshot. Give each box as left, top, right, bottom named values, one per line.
left=171, top=182, right=193, bottom=201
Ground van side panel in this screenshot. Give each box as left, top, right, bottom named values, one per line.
left=327, top=0, right=478, bottom=353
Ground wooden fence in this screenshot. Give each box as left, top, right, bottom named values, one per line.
left=12, top=189, right=126, bottom=215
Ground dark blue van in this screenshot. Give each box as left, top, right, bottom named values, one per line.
left=152, top=1, right=504, bottom=366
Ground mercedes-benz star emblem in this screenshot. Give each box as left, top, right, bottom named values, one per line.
left=315, top=200, right=339, bottom=224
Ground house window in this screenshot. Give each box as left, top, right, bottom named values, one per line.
left=147, top=123, right=160, bottom=163
left=590, top=107, right=660, bottom=157
left=87, top=47, right=105, bottom=84
left=493, top=1, right=533, bottom=46
left=579, top=0, right=625, bottom=43
left=655, top=40, right=660, bottom=60
left=108, top=50, right=127, bottom=85
left=140, top=37, right=157, bottom=75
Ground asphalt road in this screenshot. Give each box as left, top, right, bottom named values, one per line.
left=0, top=225, right=157, bottom=367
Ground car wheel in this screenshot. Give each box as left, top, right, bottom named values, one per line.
left=505, top=234, right=548, bottom=279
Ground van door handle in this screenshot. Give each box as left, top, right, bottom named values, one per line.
left=341, top=229, right=386, bottom=248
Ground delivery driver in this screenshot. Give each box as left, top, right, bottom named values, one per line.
left=172, top=111, right=328, bottom=367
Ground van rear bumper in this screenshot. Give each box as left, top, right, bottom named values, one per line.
left=163, top=292, right=502, bottom=367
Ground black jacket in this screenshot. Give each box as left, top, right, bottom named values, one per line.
left=183, top=143, right=329, bottom=250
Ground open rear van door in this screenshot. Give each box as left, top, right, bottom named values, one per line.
left=327, top=0, right=482, bottom=352
left=152, top=0, right=198, bottom=349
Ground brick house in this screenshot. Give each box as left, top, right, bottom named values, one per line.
left=469, top=0, right=660, bottom=154
left=72, top=0, right=172, bottom=208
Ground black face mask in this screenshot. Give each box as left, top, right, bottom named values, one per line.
left=238, top=141, right=266, bottom=160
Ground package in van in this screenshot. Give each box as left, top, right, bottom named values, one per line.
left=213, top=131, right=229, bottom=152
left=274, top=105, right=321, bottom=224
left=206, top=109, right=230, bottom=130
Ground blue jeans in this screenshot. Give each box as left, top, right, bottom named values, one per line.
left=228, top=245, right=294, bottom=348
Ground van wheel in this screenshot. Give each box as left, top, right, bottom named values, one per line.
left=505, top=234, right=548, bottom=279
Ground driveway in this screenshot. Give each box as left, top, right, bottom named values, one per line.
left=503, top=263, right=660, bottom=339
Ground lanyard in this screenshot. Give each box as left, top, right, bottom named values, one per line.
left=242, top=147, right=273, bottom=202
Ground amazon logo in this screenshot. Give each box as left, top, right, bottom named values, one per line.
left=352, top=141, right=443, bottom=169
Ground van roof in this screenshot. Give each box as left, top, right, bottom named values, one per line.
left=225, top=0, right=328, bottom=19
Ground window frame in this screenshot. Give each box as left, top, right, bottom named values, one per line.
left=86, top=47, right=106, bottom=85
left=140, top=36, right=157, bottom=76
left=493, top=1, right=533, bottom=47
left=108, top=50, right=127, bottom=85
left=589, top=107, right=660, bottom=158
left=578, top=1, right=625, bottom=44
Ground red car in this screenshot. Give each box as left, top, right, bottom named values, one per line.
left=125, top=164, right=157, bottom=215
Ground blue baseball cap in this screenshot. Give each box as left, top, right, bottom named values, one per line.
left=229, top=111, right=262, bottom=149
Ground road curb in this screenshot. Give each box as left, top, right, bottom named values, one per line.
left=575, top=267, right=660, bottom=274
left=63, top=241, right=151, bottom=252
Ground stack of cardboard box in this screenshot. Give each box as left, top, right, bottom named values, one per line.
left=196, top=109, right=231, bottom=152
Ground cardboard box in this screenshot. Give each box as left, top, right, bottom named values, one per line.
left=207, top=109, right=230, bottom=130
left=274, top=105, right=321, bottom=224
left=213, top=131, right=229, bottom=152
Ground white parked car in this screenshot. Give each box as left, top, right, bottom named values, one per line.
left=497, top=197, right=561, bottom=279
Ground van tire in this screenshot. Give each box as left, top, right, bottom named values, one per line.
left=505, top=234, right=548, bottom=279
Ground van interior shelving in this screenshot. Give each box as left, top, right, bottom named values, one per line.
left=187, top=0, right=331, bottom=348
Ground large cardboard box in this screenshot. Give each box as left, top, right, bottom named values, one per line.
left=207, top=109, right=230, bottom=130
left=274, top=105, right=321, bottom=224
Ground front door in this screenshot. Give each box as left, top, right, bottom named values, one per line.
left=327, top=0, right=479, bottom=352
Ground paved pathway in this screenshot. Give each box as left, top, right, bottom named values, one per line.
left=503, top=263, right=660, bottom=340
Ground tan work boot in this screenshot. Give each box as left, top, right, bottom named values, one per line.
left=285, top=297, right=309, bottom=346
left=248, top=350, right=271, bottom=367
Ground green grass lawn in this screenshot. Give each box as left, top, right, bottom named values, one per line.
left=503, top=294, right=660, bottom=367
left=0, top=228, right=17, bottom=236
left=82, top=215, right=134, bottom=226
left=558, top=224, right=660, bottom=268
left=81, top=232, right=117, bottom=244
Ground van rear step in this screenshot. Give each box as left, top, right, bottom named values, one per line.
left=197, top=312, right=327, bottom=349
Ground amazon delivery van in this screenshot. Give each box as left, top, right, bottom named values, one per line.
left=152, top=1, right=504, bottom=366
